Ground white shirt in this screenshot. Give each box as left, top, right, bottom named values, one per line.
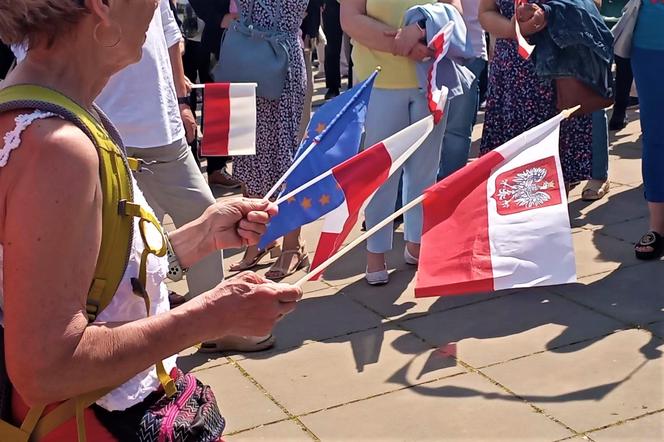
left=462, top=0, right=488, bottom=60
left=95, top=0, right=185, bottom=148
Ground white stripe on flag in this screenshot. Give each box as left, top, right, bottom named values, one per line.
left=227, top=84, right=257, bottom=156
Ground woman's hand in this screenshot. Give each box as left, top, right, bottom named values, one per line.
left=204, top=272, right=302, bottom=338
left=407, top=43, right=435, bottom=62
left=386, top=24, right=425, bottom=56
left=517, top=3, right=547, bottom=36
left=221, top=12, right=238, bottom=29
left=205, top=198, right=278, bottom=250
left=168, top=198, right=277, bottom=269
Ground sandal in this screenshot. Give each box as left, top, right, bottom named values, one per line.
left=582, top=179, right=610, bottom=201
left=265, top=243, right=310, bottom=281
left=635, top=231, right=664, bottom=261
left=199, top=335, right=276, bottom=354
left=229, top=244, right=281, bottom=272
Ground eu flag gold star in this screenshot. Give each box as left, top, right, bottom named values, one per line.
left=287, top=196, right=296, bottom=204
left=319, top=194, right=331, bottom=206
left=301, top=197, right=312, bottom=209
left=315, top=123, right=326, bottom=134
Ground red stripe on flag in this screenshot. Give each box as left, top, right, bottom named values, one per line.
left=415, top=151, right=505, bottom=298
left=201, top=83, right=231, bottom=157
left=310, top=142, right=394, bottom=275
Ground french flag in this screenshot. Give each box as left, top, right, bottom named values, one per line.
left=427, top=22, right=454, bottom=124
left=310, top=116, right=436, bottom=278
left=200, top=83, right=257, bottom=157
left=415, top=113, right=576, bottom=297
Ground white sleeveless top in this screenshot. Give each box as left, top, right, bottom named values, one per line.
left=0, top=110, right=178, bottom=411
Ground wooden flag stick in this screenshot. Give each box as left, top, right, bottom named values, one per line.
left=294, top=194, right=426, bottom=288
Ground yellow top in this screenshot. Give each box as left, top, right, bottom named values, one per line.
left=353, top=0, right=435, bottom=89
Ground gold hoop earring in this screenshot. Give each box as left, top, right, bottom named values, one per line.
left=93, top=22, right=123, bottom=48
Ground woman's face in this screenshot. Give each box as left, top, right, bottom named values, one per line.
left=109, top=0, right=159, bottom=64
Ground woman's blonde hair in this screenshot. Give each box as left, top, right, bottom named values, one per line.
left=0, top=0, right=88, bottom=47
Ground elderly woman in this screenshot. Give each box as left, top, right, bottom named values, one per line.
left=0, top=0, right=300, bottom=440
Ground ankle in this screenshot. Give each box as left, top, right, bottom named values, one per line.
left=366, top=252, right=386, bottom=273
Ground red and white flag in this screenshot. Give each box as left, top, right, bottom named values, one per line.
left=310, top=116, right=436, bottom=278
left=427, top=21, right=454, bottom=124
left=515, top=0, right=535, bottom=59
left=415, top=113, right=576, bottom=297
left=200, top=83, right=257, bottom=157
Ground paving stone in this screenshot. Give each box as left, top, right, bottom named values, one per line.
left=401, top=289, right=624, bottom=368
left=590, top=412, right=664, bottom=441
left=571, top=229, right=641, bottom=279
left=568, top=185, right=646, bottom=231
left=225, top=420, right=314, bottom=441
left=194, top=364, right=289, bottom=434
left=551, top=263, right=664, bottom=326
left=482, top=330, right=664, bottom=432
left=236, top=326, right=464, bottom=415
left=646, top=321, right=664, bottom=339
left=258, top=287, right=384, bottom=352
left=599, top=216, right=649, bottom=244
left=299, top=372, right=573, bottom=441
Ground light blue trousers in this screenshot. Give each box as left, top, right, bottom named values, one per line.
left=438, top=57, right=487, bottom=180
left=364, top=88, right=448, bottom=254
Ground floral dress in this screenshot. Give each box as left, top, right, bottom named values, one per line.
left=232, top=0, right=308, bottom=197
left=480, top=0, right=592, bottom=183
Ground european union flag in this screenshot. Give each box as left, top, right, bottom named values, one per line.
left=258, top=71, right=378, bottom=250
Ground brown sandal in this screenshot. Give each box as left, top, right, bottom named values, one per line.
left=229, top=244, right=281, bottom=273
left=582, top=179, right=610, bottom=201
left=265, top=244, right=310, bottom=281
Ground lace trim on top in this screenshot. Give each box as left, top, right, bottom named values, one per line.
left=1, top=110, right=59, bottom=168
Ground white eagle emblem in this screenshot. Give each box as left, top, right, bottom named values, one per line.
left=496, top=167, right=556, bottom=209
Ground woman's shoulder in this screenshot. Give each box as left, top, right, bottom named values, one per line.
left=0, top=109, right=98, bottom=170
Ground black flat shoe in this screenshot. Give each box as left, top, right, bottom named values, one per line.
left=635, top=231, right=664, bottom=261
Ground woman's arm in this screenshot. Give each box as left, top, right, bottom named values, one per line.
left=479, top=0, right=516, bottom=39
left=2, top=119, right=300, bottom=406
left=340, top=0, right=397, bottom=53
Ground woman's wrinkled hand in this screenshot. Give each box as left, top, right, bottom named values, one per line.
left=207, top=272, right=303, bottom=337
left=204, top=198, right=278, bottom=250
left=385, top=23, right=425, bottom=57
left=516, top=3, right=547, bottom=36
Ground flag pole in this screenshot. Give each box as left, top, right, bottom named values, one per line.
left=293, top=106, right=581, bottom=288
left=294, top=193, right=426, bottom=288
left=263, top=68, right=381, bottom=201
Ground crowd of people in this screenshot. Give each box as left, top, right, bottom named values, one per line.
left=0, top=0, right=661, bottom=440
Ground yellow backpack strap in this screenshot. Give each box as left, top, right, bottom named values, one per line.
left=0, top=85, right=133, bottom=322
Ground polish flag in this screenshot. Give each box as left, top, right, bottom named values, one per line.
left=515, top=0, right=535, bottom=59
left=200, top=83, right=257, bottom=156
left=415, top=113, right=576, bottom=297
left=310, top=116, right=437, bottom=278
left=427, top=21, right=454, bottom=124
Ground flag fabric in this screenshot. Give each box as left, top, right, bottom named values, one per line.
left=257, top=72, right=377, bottom=250
left=200, top=83, right=257, bottom=157
left=427, top=21, right=454, bottom=124
left=310, top=116, right=436, bottom=278
left=415, top=113, right=576, bottom=298
left=515, top=0, right=535, bottom=59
